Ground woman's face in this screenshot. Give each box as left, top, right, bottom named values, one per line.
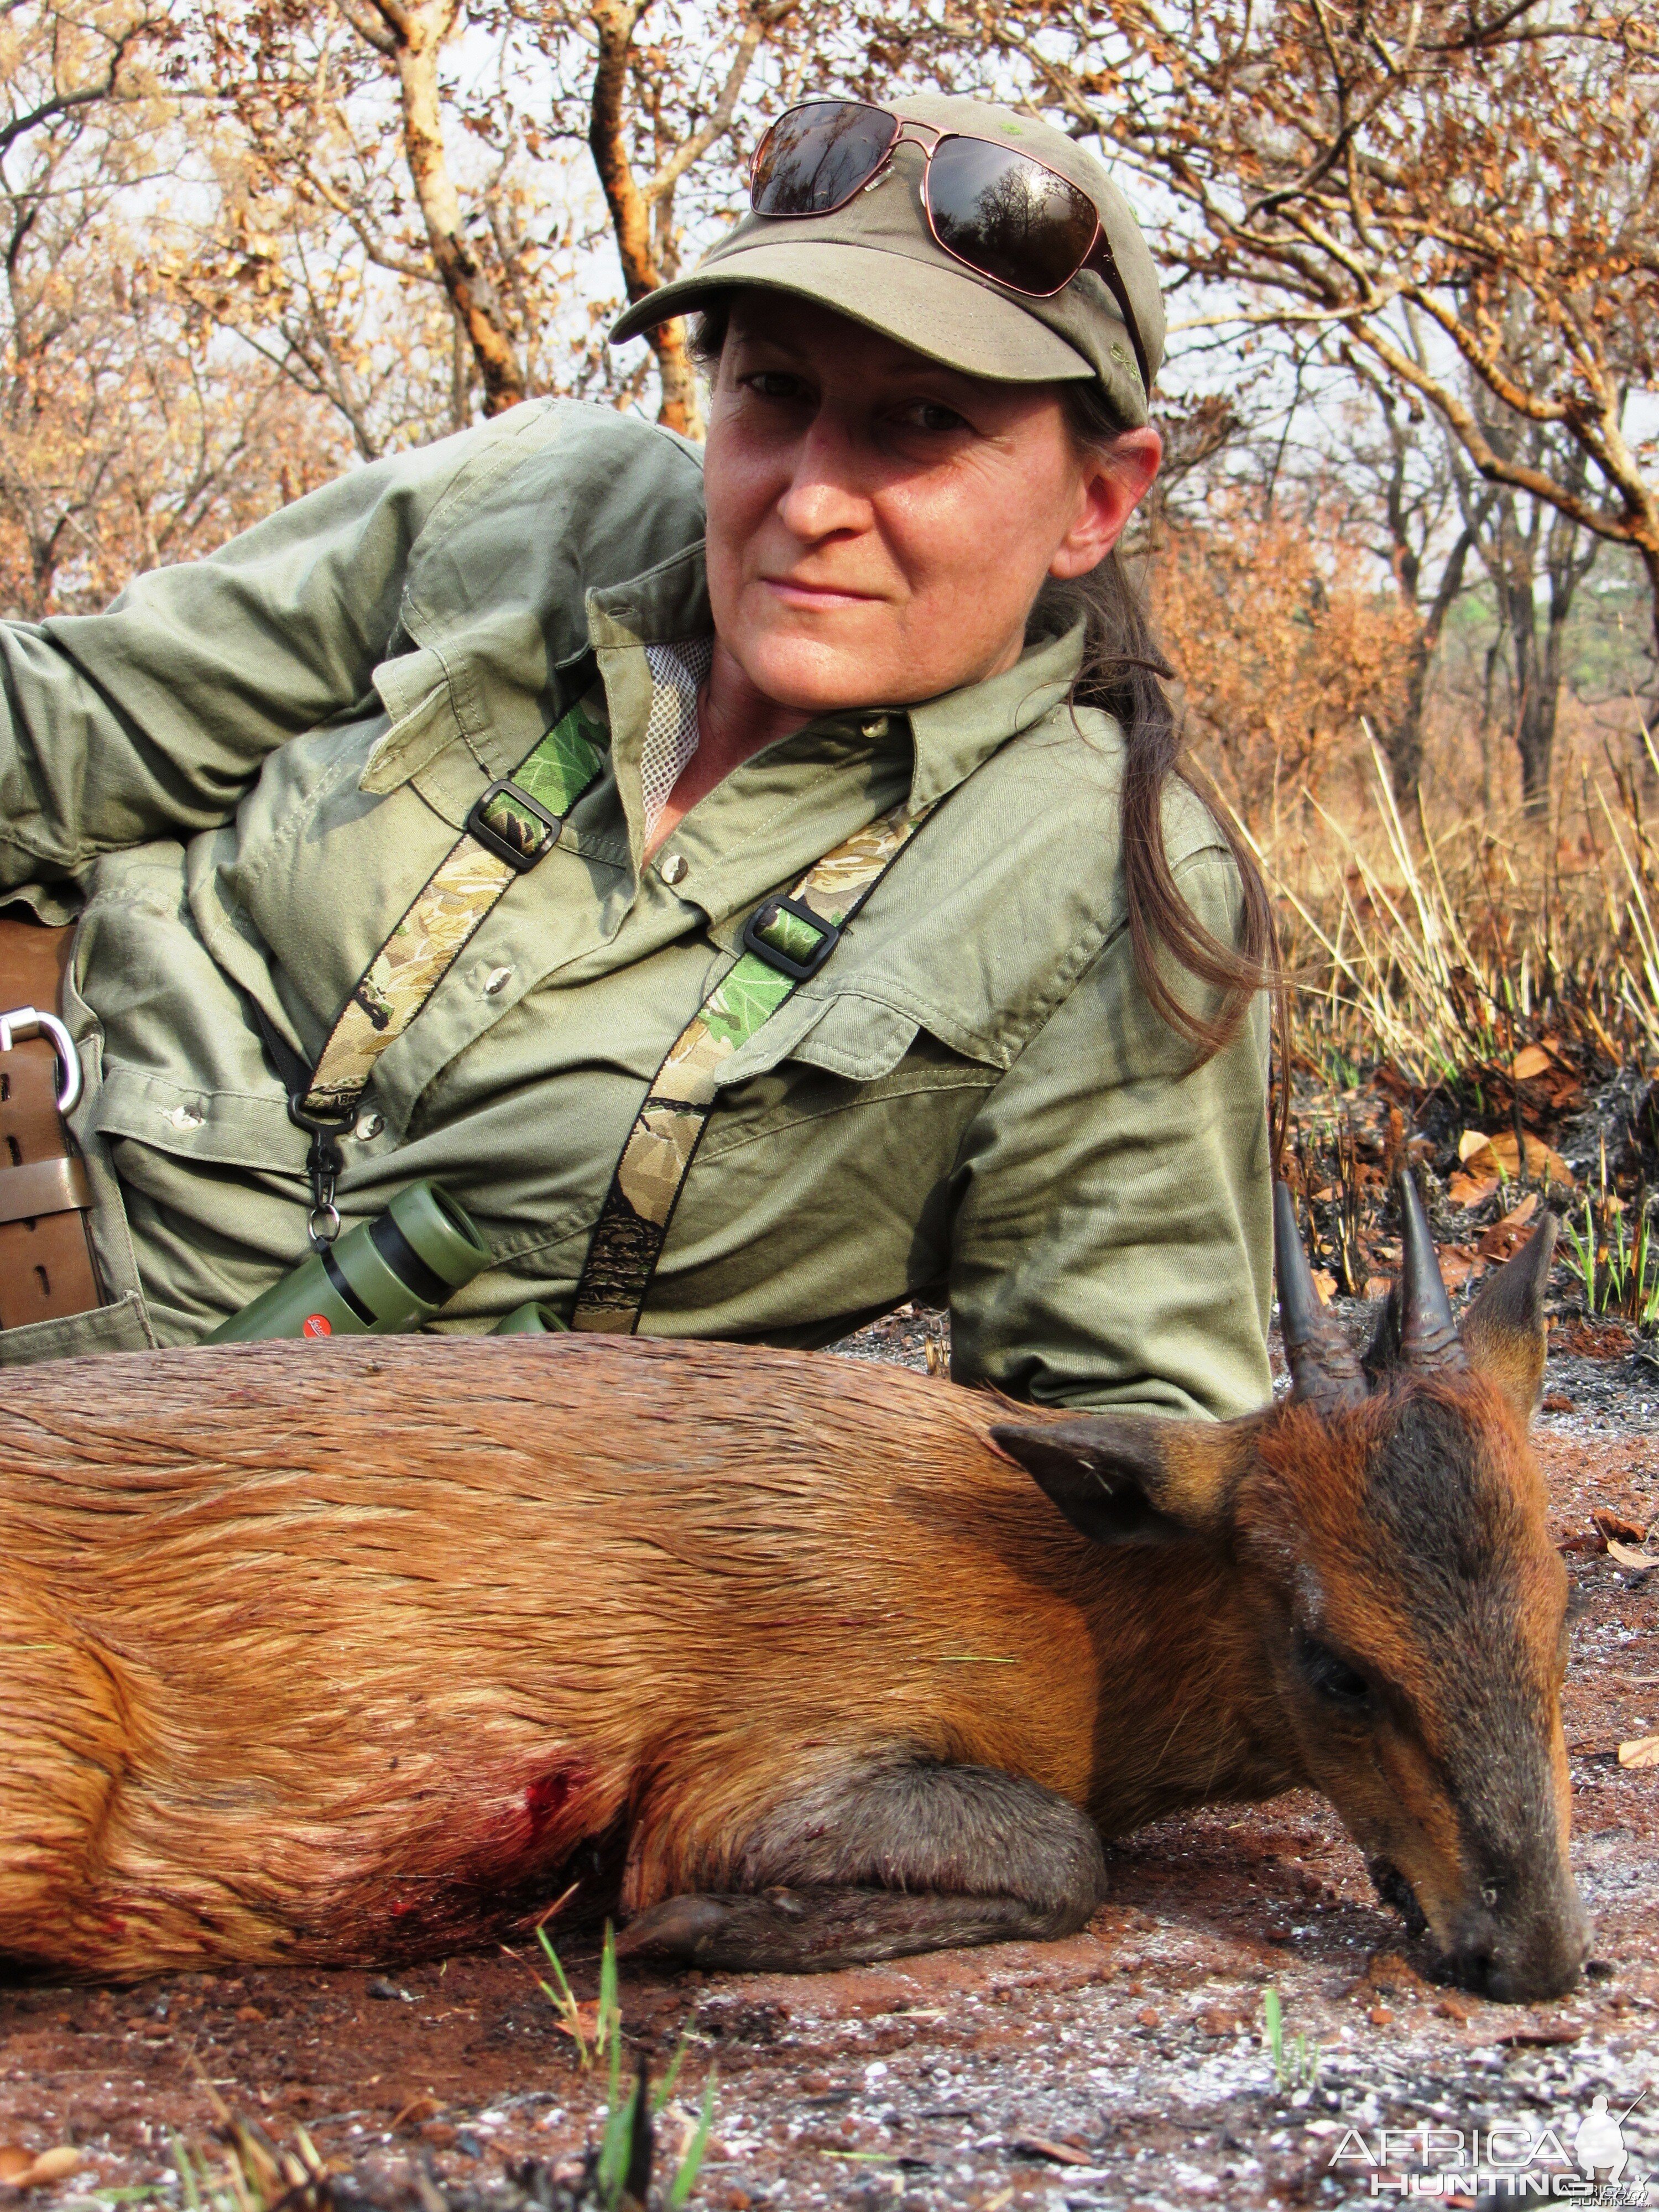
left=702, top=296, right=1161, bottom=718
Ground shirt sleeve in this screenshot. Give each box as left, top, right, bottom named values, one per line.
left=0, top=425, right=493, bottom=893
left=946, top=844, right=1274, bottom=1420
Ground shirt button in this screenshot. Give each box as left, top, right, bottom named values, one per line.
left=660, top=853, right=688, bottom=885
left=483, top=965, right=513, bottom=997
left=860, top=714, right=888, bottom=739
left=354, top=1110, right=385, bottom=1141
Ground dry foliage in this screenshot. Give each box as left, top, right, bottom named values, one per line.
left=1151, top=490, right=1420, bottom=829
left=932, top=0, right=1659, bottom=671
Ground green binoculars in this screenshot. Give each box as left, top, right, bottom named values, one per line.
left=204, top=1180, right=492, bottom=1344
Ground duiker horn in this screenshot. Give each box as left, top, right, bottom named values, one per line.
left=1396, top=1168, right=1467, bottom=1373
left=1273, top=1180, right=1366, bottom=1412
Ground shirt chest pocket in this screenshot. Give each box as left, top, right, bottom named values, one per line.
left=698, top=987, right=1001, bottom=1162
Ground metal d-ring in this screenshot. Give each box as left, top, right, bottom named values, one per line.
left=307, top=1201, right=342, bottom=1253
left=0, top=1005, right=84, bottom=1114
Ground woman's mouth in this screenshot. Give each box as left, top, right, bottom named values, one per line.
left=761, top=576, right=881, bottom=608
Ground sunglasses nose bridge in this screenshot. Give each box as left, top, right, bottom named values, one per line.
left=888, top=118, right=945, bottom=156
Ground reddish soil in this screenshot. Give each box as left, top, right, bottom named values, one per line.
left=3, top=1323, right=1656, bottom=2212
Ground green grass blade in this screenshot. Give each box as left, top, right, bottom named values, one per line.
left=595, top=2077, right=638, bottom=2204
left=653, top=2029, right=690, bottom=2114
left=667, top=2070, right=718, bottom=2210
left=598, top=1919, right=619, bottom=2067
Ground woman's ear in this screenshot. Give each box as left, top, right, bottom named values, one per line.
left=1050, top=426, right=1161, bottom=580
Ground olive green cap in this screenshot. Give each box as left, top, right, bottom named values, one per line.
left=609, top=92, right=1164, bottom=428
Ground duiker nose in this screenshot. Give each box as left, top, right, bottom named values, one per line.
left=1452, top=1885, right=1590, bottom=2003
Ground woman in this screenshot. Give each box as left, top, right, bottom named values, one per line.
left=0, top=91, right=1274, bottom=1416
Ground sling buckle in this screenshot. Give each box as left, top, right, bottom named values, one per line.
left=741, top=895, right=841, bottom=982
left=466, top=779, right=562, bottom=874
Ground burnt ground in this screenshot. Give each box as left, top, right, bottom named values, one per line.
left=3, top=1308, right=1657, bottom=2212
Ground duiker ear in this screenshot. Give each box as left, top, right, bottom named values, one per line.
left=1460, top=1213, right=1557, bottom=1424
left=989, top=1415, right=1245, bottom=1546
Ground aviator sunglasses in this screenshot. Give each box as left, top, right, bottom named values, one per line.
left=749, top=98, right=1153, bottom=402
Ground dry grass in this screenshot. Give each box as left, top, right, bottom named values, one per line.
left=1238, top=727, right=1659, bottom=1097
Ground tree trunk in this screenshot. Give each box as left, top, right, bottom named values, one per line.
left=395, top=14, right=525, bottom=416
left=1380, top=633, right=1428, bottom=806
left=588, top=0, right=703, bottom=440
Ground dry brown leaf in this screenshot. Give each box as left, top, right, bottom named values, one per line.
left=553, top=1999, right=602, bottom=2043
left=1554, top=1317, right=1635, bottom=1359
left=1311, top=1268, right=1337, bottom=1305
left=1448, top=1170, right=1500, bottom=1207
left=1606, top=1540, right=1659, bottom=1572
left=1460, top=1130, right=1574, bottom=1186
left=1498, top=1192, right=1541, bottom=1228
left=1012, top=2138, right=1095, bottom=2167
left=1511, top=1044, right=1555, bottom=1081
left=1617, top=1735, right=1659, bottom=1769
left=1593, top=1510, right=1649, bottom=1546
left=1, top=2148, right=82, bottom=2192
left=1439, top=1251, right=1487, bottom=1291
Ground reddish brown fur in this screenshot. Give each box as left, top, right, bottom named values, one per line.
left=0, top=1314, right=1580, bottom=1990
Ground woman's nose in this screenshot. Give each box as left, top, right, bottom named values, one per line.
left=774, top=414, right=871, bottom=541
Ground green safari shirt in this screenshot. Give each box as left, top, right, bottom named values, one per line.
left=0, top=397, right=1272, bottom=1412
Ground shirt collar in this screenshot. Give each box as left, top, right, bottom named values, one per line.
left=586, top=541, right=1087, bottom=827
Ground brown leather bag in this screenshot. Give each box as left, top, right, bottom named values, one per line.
left=0, top=917, right=103, bottom=1327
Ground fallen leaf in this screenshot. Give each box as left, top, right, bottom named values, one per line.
left=1607, top=1540, right=1659, bottom=1572
left=1541, top=1391, right=1574, bottom=1412
left=1457, top=1130, right=1574, bottom=1187
left=1498, top=1192, right=1541, bottom=1228
left=553, top=1999, right=602, bottom=2043
left=1553, top=1318, right=1634, bottom=1360
left=1618, top=1736, right=1659, bottom=1768
left=1439, top=1251, right=1488, bottom=1291
left=1511, top=1044, right=1555, bottom=1081
left=1363, top=1275, right=1393, bottom=1300
left=391, top=2095, right=441, bottom=2132
left=1448, top=1171, right=1499, bottom=1207
left=1593, top=1510, right=1650, bottom=1546
left=0, top=2148, right=82, bottom=2192
left=1011, top=2138, right=1095, bottom=2167
left=1311, top=1269, right=1337, bottom=1305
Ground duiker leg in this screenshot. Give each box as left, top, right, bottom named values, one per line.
left=618, top=1758, right=1105, bottom=1972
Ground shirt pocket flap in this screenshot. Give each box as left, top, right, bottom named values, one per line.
left=714, top=988, right=982, bottom=1091
left=360, top=648, right=462, bottom=795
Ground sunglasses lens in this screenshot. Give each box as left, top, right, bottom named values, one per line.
left=926, top=138, right=1099, bottom=294
left=753, top=101, right=898, bottom=216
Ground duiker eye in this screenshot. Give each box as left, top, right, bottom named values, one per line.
left=1295, top=1632, right=1374, bottom=1709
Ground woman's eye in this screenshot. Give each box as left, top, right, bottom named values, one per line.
left=895, top=399, right=971, bottom=436
left=1294, top=1632, right=1374, bottom=1709
left=742, top=371, right=806, bottom=401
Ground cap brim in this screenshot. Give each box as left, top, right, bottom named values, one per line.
left=609, top=240, right=1094, bottom=384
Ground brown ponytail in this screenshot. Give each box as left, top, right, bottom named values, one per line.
left=1034, top=384, right=1281, bottom=1085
